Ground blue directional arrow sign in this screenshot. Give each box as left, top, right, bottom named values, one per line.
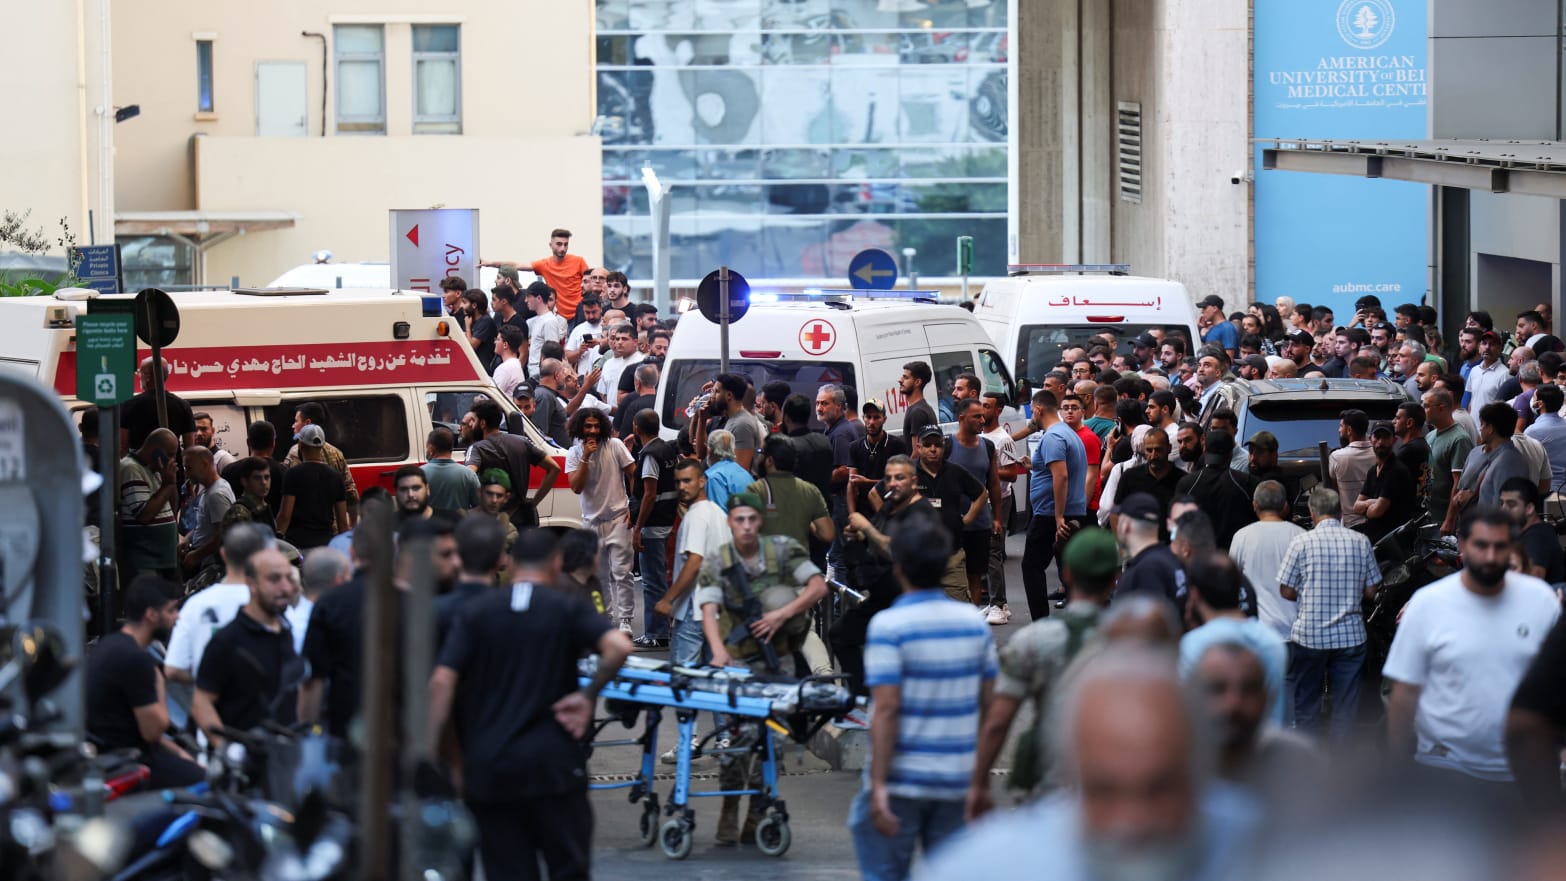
left=847, top=248, right=898, bottom=291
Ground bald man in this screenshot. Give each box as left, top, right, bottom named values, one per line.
left=917, top=648, right=1256, bottom=881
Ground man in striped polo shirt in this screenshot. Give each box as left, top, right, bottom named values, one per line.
left=850, top=509, right=997, bottom=881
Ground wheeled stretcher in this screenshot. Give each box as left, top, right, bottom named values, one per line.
left=577, top=655, right=860, bottom=860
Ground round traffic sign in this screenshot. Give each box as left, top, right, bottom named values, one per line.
left=696, top=269, right=750, bottom=325
left=847, top=248, right=898, bottom=291
left=133, top=288, right=180, bottom=348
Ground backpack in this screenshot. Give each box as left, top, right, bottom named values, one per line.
left=1008, top=607, right=1100, bottom=792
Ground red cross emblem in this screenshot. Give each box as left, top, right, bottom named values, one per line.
left=800, top=320, right=836, bottom=355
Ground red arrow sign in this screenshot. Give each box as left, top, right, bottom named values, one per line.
left=406, top=225, right=420, bottom=247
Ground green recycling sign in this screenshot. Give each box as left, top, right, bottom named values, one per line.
left=75, top=314, right=136, bottom=406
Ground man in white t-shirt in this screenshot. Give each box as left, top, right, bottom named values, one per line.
left=491, top=325, right=528, bottom=400
left=564, top=407, right=637, bottom=633
left=1228, top=480, right=1305, bottom=643
left=656, top=459, right=730, bottom=667
left=565, top=296, right=604, bottom=373
left=163, top=523, right=274, bottom=725
left=522, top=282, right=569, bottom=379
left=594, top=322, right=644, bottom=411
left=1383, top=508, right=1561, bottom=784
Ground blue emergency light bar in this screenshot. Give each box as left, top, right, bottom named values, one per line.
left=1007, top=263, right=1130, bottom=276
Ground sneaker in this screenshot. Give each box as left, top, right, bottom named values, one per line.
left=660, top=735, right=703, bottom=764
left=632, top=635, right=669, bottom=650
left=986, top=604, right=1010, bottom=625
left=976, top=603, right=994, bottom=619
left=618, top=620, right=634, bottom=635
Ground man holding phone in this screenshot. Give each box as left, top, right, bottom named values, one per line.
left=119, top=428, right=182, bottom=583
left=566, top=297, right=605, bottom=371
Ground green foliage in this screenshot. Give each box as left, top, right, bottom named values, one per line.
left=0, top=211, right=79, bottom=296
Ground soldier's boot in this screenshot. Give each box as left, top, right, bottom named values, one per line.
left=715, top=796, right=741, bottom=846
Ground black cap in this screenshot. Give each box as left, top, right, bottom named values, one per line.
left=1369, top=420, right=1394, bottom=437
left=1286, top=328, right=1315, bottom=348
left=1111, top=492, right=1162, bottom=524
left=1131, top=333, right=1158, bottom=349
left=1197, top=295, right=1225, bottom=309
left=917, top=424, right=945, bottom=442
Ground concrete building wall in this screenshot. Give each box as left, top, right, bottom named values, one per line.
left=1110, top=0, right=1165, bottom=277
left=1, top=0, right=115, bottom=249
left=111, top=0, right=602, bottom=284
left=194, top=136, right=601, bottom=287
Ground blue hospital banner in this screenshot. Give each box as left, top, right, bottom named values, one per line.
left=1254, top=0, right=1429, bottom=317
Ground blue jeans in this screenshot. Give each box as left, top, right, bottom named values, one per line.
left=639, top=528, right=670, bottom=639
left=671, top=614, right=706, bottom=667
left=849, top=788, right=966, bottom=881
left=1287, top=641, right=1366, bottom=741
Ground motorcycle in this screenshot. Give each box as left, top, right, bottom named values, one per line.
left=1358, top=514, right=1459, bottom=721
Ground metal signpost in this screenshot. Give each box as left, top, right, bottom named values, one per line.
left=74, top=312, right=136, bottom=637
left=956, top=235, right=974, bottom=301
left=134, top=288, right=181, bottom=432
left=696, top=267, right=750, bottom=374
left=389, top=208, right=480, bottom=294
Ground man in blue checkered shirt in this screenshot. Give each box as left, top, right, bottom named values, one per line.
left=851, top=509, right=997, bottom=881
left=1278, top=487, right=1382, bottom=740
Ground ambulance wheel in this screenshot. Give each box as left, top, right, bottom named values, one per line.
left=638, top=805, right=659, bottom=847
left=754, top=814, right=791, bottom=857
left=660, top=818, right=693, bottom=860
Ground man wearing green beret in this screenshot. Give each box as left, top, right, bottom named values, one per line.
left=693, top=491, right=829, bottom=845
left=966, top=527, right=1121, bottom=816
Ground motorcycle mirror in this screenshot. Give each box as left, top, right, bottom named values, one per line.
left=15, top=621, right=73, bottom=707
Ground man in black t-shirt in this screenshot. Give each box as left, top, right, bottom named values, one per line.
left=1112, top=427, right=1183, bottom=526
left=1508, top=616, right=1566, bottom=808
left=428, top=529, right=632, bottom=881
left=465, top=400, right=559, bottom=530
left=614, top=362, right=659, bottom=445
left=847, top=399, right=908, bottom=513
left=630, top=410, right=679, bottom=647
left=1112, top=493, right=1185, bottom=611
left=900, top=360, right=938, bottom=445
left=897, top=425, right=987, bottom=602
left=85, top=575, right=204, bottom=788
left=221, top=421, right=286, bottom=512
left=1353, top=423, right=1417, bottom=545
left=1499, top=477, right=1566, bottom=584
left=120, top=357, right=198, bottom=451
left=275, top=425, right=348, bottom=549
left=193, top=547, right=300, bottom=746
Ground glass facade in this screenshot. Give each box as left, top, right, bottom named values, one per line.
left=595, top=0, right=1008, bottom=281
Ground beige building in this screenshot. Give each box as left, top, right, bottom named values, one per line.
left=6, top=1, right=603, bottom=289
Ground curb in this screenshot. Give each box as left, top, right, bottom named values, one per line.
left=808, top=721, right=869, bottom=771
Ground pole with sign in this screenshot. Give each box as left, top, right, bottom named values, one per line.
left=696, top=267, right=750, bottom=374
left=133, top=289, right=181, bottom=434
left=956, top=235, right=974, bottom=302
left=75, top=312, right=136, bottom=637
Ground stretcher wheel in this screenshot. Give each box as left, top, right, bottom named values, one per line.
left=754, top=815, right=791, bottom=857
left=638, top=805, right=659, bottom=847
left=660, top=818, right=694, bottom=860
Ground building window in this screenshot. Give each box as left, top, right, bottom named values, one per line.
left=118, top=236, right=194, bottom=290
left=1117, top=102, right=1143, bottom=204
left=412, top=25, right=461, bottom=134
left=196, top=39, right=215, bottom=114
left=334, top=24, right=385, bottom=134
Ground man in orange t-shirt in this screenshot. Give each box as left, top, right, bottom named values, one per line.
left=485, top=228, right=589, bottom=321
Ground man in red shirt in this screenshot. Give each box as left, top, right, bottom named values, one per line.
left=1058, top=393, right=1103, bottom=518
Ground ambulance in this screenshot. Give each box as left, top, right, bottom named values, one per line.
left=972, top=264, right=1201, bottom=390
left=655, top=293, right=1029, bottom=517
left=0, top=287, right=578, bottom=528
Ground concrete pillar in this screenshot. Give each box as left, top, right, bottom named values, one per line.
left=1008, top=0, right=1112, bottom=265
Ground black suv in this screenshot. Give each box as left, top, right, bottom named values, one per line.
left=1225, top=377, right=1412, bottom=487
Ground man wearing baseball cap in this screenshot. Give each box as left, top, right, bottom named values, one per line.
left=848, top=399, right=908, bottom=516
left=1466, top=329, right=1509, bottom=414
left=1198, top=295, right=1238, bottom=359
left=1129, top=333, right=1159, bottom=371
left=1350, top=421, right=1416, bottom=544
left=1283, top=329, right=1324, bottom=377
left=1112, top=493, right=1184, bottom=610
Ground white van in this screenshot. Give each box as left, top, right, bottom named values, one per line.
left=655, top=294, right=1024, bottom=442
left=973, top=265, right=1201, bottom=391
left=0, top=287, right=578, bottom=528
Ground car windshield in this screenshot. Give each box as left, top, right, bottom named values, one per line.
left=1016, top=323, right=1194, bottom=386
left=661, top=358, right=857, bottom=433
left=1239, top=398, right=1403, bottom=454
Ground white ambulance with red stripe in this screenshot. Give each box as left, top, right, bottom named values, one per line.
left=655, top=293, right=1024, bottom=444
left=0, top=287, right=577, bottom=528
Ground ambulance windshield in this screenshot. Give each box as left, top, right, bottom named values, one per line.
left=661, top=358, right=857, bottom=433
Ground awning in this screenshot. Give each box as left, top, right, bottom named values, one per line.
left=114, top=210, right=298, bottom=237
left=114, top=211, right=299, bottom=285
left=1259, top=139, right=1566, bottom=199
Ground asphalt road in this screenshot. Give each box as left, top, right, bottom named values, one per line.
left=588, top=531, right=1043, bottom=878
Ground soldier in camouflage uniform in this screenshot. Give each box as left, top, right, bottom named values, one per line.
left=694, top=492, right=829, bottom=845
left=965, top=527, right=1121, bottom=819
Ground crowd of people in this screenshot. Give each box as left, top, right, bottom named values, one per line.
left=77, top=250, right=1566, bottom=881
